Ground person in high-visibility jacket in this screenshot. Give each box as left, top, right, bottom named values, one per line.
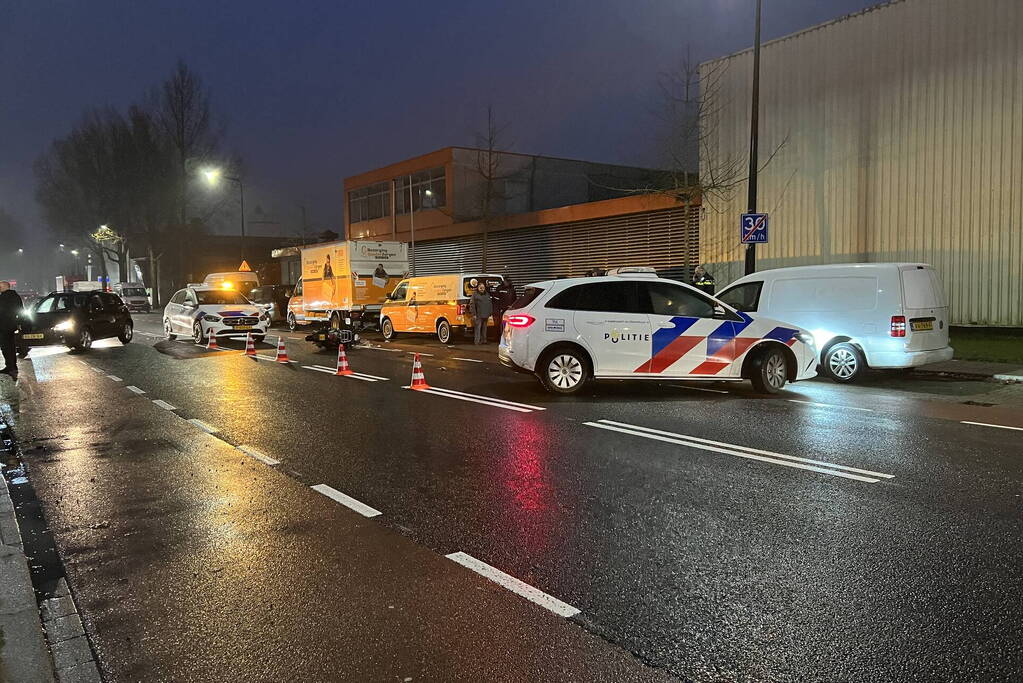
left=692, top=265, right=716, bottom=295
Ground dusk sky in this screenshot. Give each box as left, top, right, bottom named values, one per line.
left=1, top=0, right=879, bottom=242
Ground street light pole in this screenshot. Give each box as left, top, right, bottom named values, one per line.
left=408, top=174, right=415, bottom=277
left=237, top=178, right=246, bottom=261
left=745, top=0, right=763, bottom=276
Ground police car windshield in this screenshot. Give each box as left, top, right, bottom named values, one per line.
left=195, top=290, right=248, bottom=305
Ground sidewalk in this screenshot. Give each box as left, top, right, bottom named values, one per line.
left=0, top=416, right=54, bottom=683
left=911, top=359, right=1023, bottom=383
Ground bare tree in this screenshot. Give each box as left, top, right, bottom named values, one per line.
left=473, top=105, right=515, bottom=271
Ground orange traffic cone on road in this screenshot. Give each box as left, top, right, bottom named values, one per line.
left=206, top=328, right=219, bottom=350
left=244, top=332, right=257, bottom=357
left=275, top=336, right=289, bottom=363
left=335, top=346, right=353, bottom=376
left=409, top=353, right=430, bottom=390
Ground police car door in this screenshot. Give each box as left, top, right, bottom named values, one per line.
left=635, top=281, right=716, bottom=376
left=571, top=281, right=651, bottom=376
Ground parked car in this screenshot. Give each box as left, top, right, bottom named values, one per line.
left=163, top=286, right=270, bottom=344
left=248, top=284, right=293, bottom=324
left=717, top=263, right=954, bottom=383
left=380, top=273, right=509, bottom=344
left=112, top=282, right=151, bottom=313
left=498, top=268, right=817, bottom=394
left=19, top=291, right=134, bottom=353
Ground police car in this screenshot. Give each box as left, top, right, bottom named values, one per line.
left=498, top=268, right=817, bottom=394
left=163, top=286, right=270, bottom=344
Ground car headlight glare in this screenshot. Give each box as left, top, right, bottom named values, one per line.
left=53, top=319, right=75, bottom=332
left=203, top=314, right=222, bottom=322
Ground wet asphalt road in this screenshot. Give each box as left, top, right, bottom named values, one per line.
left=4, top=314, right=1023, bottom=681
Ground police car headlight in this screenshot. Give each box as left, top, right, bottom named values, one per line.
left=53, top=319, right=75, bottom=332
left=796, top=332, right=815, bottom=346
left=203, top=314, right=222, bottom=322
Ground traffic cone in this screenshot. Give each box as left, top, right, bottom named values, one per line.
left=409, top=353, right=430, bottom=390
left=275, top=336, right=289, bottom=363
left=206, top=328, right=218, bottom=350
left=335, top=346, right=353, bottom=376
left=244, top=332, right=257, bottom=357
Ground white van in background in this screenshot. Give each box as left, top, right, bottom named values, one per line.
left=717, top=263, right=954, bottom=382
left=112, top=282, right=151, bottom=313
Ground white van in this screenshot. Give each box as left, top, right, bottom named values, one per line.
left=112, top=282, right=151, bottom=313
left=717, top=263, right=954, bottom=382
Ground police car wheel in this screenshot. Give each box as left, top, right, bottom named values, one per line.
left=381, top=318, right=396, bottom=340
left=539, top=348, right=588, bottom=394
left=193, top=322, right=206, bottom=344
left=750, top=347, right=788, bottom=394
left=164, top=318, right=176, bottom=340
left=436, top=319, right=451, bottom=344
left=823, top=343, right=864, bottom=383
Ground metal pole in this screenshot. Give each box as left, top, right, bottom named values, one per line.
left=409, top=174, right=416, bottom=276
left=237, top=179, right=246, bottom=261
left=745, top=0, right=762, bottom=276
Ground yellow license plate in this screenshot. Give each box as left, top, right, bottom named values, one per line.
left=911, top=320, right=933, bottom=331
left=235, top=325, right=253, bottom=331
left=22, top=333, right=44, bottom=340
left=317, top=334, right=326, bottom=341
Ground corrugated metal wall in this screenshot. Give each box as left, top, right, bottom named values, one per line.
left=413, top=206, right=700, bottom=290
left=699, top=0, right=1023, bottom=326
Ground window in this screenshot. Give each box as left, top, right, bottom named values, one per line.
left=718, top=282, right=763, bottom=313
left=511, top=287, right=545, bottom=310
left=638, top=282, right=714, bottom=317
left=196, top=290, right=248, bottom=305
left=88, top=294, right=104, bottom=312
left=36, top=295, right=64, bottom=313
left=249, top=287, right=263, bottom=302
left=170, top=290, right=187, bottom=305
left=390, top=281, right=409, bottom=301
left=122, top=287, right=145, bottom=297
left=348, top=181, right=391, bottom=223
left=395, top=167, right=446, bottom=214
left=547, top=282, right=637, bottom=313
left=100, top=293, right=122, bottom=311
left=293, top=280, right=303, bottom=296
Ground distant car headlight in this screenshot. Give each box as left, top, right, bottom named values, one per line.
left=53, top=319, right=75, bottom=332
left=203, top=314, right=222, bottom=322
left=796, top=332, right=815, bottom=346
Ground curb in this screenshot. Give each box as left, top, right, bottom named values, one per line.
left=0, top=462, right=56, bottom=683
left=910, top=368, right=1023, bottom=383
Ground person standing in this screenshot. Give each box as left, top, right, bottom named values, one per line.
left=692, top=265, right=716, bottom=295
left=0, top=281, right=23, bottom=380
left=469, top=282, right=493, bottom=345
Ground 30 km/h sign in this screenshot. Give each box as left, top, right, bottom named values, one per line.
left=740, top=213, right=769, bottom=244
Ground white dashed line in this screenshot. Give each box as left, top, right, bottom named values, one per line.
left=187, top=419, right=218, bottom=434
left=362, top=345, right=403, bottom=353
left=311, top=484, right=382, bottom=517
left=407, top=386, right=545, bottom=412
left=303, top=365, right=388, bottom=381
left=152, top=399, right=176, bottom=411
left=253, top=355, right=298, bottom=363
left=237, top=445, right=280, bottom=466
left=585, top=419, right=893, bottom=483
left=106, top=375, right=122, bottom=382
left=126, top=385, right=146, bottom=394
left=961, top=420, right=1023, bottom=432
left=788, top=399, right=873, bottom=412
left=91, top=366, right=104, bottom=373
left=445, top=552, right=580, bottom=618
left=452, top=357, right=484, bottom=363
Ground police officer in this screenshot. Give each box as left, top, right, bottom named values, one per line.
left=0, top=281, right=23, bottom=380
left=692, top=265, right=716, bottom=295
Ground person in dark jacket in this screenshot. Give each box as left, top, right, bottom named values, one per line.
left=0, top=281, right=23, bottom=379
left=692, top=265, right=716, bottom=295
left=490, top=277, right=516, bottom=332
left=468, top=282, right=493, bottom=345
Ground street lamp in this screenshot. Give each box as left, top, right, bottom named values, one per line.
left=202, top=166, right=246, bottom=259
left=17, top=248, right=23, bottom=254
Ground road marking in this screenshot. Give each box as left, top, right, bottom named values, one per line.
left=452, top=357, right=484, bottom=363
left=311, top=484, right=382, bottom=517
left=586, top=419, right=893, bottom=483
left=126, top=385, right=146, bottom=394
left=106, top=375, right=122, bottom=382
left=237, top=445, right=280, bottom=466
left=788, top=399, right=873, bottom=412
left=188, top=419, right=218, bottom=434
left=152, top=399, right=176, bottom=411
left=305, top=365, right=389, bottom=381
left=362, top=345, right=403, bottom=353
left=253, top=355, right=298, bottom=363
left=91, top=366, right=104, bottom=373
left=670, top=384, right=730, bottom=394
left=407, top=386, right=544, bottom=412
left=445, top=552, right=580, bottom=618
left=961, top=420, right=1023, bottom=432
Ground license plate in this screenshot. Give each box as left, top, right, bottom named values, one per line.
left=235, top=325, right=253, bottom=331
left=317, top=334, right=326, bottom=341
left=911, top=320, right=933, bottom=332
left=22, top=333, right=44, bottom=340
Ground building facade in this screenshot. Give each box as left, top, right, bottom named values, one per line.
left=700, top=0, right=1023, bottom=326
left=344, top=148, right=699, bottom=288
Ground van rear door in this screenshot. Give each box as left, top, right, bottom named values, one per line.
left=900, top=265, right=949, bottom=352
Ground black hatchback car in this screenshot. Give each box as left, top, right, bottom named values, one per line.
left=19, top=291, right=134, bottom=353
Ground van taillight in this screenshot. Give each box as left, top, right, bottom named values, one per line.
left=456, top=304, right=467, bottom=316
left=505, top=314, right=535, bottom=329
left=891, top=315, right=906, bottom=337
